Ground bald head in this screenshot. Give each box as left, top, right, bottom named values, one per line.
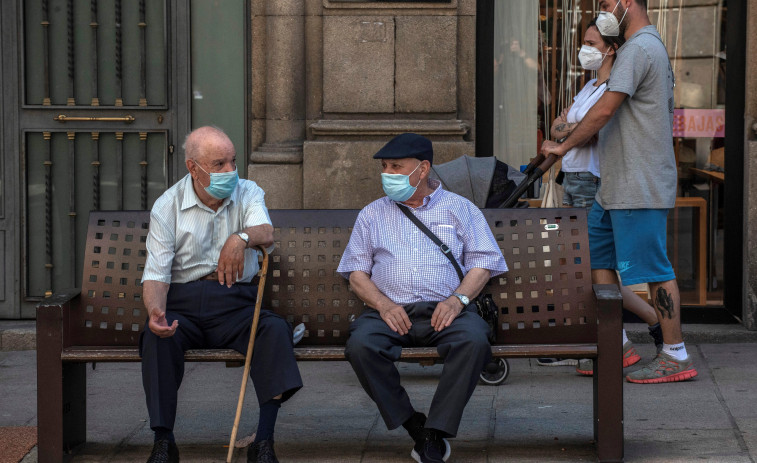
left=183, top=126, right=235, bottom=163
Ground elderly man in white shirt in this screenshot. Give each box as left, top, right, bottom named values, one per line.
left=140, top=126, right=301, bottom=463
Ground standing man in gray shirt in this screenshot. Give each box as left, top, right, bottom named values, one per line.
left=541, top=0, right=697, bottom=384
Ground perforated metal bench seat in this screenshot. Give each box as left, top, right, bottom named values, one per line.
left=37, top=208, right=625, bottom=463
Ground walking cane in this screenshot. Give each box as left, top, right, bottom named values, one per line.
left=227, top=245, right=269, bottom=463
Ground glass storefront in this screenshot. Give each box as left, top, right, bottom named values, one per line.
left=491, top=0, right=727, bottom=306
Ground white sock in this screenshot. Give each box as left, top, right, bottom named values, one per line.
left=662, top=342, right=688, bottom=360
left=622, top=329, right=629, bottom=345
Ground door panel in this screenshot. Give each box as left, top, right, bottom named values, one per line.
left=13, top=0, right=184, bottom=312
left=24, top=130, right=167, bottom=297
left=23, top=0, right=167, bottom=108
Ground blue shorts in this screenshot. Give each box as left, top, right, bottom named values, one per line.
left=562, top=171, right=600, bottom=208
left=588, top=202, right=676, bottom=286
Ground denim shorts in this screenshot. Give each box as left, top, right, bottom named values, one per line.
left=588, top=202, right=676, bottom=286
left=562, top=171, right=600, bottom=208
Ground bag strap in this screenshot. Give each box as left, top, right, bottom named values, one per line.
left=396, top=203, right=465, bottom=282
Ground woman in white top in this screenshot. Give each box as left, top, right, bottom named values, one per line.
left=539, top=20, right=663, bottom=374
left=550, top=19, right=623, bottom=207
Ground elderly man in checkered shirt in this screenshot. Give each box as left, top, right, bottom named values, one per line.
left=337, top=133, right=508, bottom=463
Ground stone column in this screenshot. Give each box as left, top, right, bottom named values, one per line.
left=249, top=0, right=306, bottom=209
left=743, top=0, right=757, bottom=330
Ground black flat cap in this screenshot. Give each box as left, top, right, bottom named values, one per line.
left=373, top=133, right=433, bottom=165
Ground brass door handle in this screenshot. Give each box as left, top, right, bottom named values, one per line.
left=54, top=114, right=135, bottom=123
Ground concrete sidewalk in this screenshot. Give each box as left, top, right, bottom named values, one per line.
left=1, top=328, right=756, bottom=462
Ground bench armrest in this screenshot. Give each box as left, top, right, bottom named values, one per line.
left=37, top=288, right=81, bottom=350
left=592, top=283, right=624, bottom=462
left=592, top=283, right=623, bottom=370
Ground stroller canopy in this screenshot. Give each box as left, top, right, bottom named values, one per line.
left=429, top=155, right=526, bottom=208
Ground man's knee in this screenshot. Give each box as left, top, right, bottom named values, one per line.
left=345, top=333, right=369, bottom=362
left=257, top=312, right=291, bottom=338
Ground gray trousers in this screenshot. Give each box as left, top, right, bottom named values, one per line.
left=345, top=301, right=492, bottom=438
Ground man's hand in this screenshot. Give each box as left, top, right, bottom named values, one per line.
left=216, top=234, right=247, bottom=287
left=149, top=310, right=178, bottom=338
left=541, top=140, right=568, bottom=157
left=377, top=303, right=412, bottom=335
left=431, top=298, right=464, bottom=332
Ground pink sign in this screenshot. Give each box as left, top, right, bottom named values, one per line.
left=672, top=109, right=725, bottom=138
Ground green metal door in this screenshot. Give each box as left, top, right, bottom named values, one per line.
left=5, top=0, right=191, bottom=317
left=1, top=0, right=247, bottom=318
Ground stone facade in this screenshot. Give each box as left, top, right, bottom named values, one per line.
left=248, top=0, right=475, bottom=209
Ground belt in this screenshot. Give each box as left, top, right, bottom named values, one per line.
left=198, top=272, right=260, bottom=286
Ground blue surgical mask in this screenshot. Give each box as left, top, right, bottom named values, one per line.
left=381, top=162, right=422, bottom=202
left=195, top=162, right=239, bottom=199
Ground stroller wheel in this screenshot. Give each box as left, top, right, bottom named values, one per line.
left=479, top=358, right=509, bottom=385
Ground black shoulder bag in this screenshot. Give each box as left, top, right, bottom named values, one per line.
left=396, top=204, right=499, bottom=342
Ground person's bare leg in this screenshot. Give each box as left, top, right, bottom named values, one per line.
left=647, top=279, right=683, bottom=344
left=593, top=270, right=658, bottom=325
left=619, top=286, right=658, bottom=325
left=592, top=268, right=618, bottom=285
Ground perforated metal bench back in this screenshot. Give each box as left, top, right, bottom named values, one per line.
left=74, top=211, right=151, bottom=346
left=266, top=208, right=596, bottom=345
left=72, top=208, right=596, bottom=347
left=481, top=208, right=595, bottom=344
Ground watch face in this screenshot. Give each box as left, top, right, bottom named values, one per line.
left=238, top=232, right=249, bottom=242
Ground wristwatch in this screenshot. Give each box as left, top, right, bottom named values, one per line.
left=452, top=292, right=470, bottom=307
left=236, top=232, right=249, bottom=245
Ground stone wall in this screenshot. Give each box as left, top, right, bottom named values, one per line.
left=248, top=0, right=476, bottom=209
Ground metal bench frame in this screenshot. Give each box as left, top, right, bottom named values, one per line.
left=37, top=209, right=624, bottom=463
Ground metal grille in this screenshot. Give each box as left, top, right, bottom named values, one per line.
left=24, top=0, right=165, bottom=107
left=25, top=131, right=166, bottom=298
left=72, top=210, right=150, bottom=345
left=482, top=208, right=596, bottom=344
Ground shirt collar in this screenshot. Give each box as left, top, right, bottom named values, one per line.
left=180, top=174, right=235, bottom=212
left=415, top=178, right=443, bottom=209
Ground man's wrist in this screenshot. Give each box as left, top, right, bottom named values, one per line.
left=448, top=295, right=465, bottom=310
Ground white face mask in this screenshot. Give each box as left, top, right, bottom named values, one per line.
left=578, top=45, right=609, bottom=71
left=596, top=0, right=628, bottom=37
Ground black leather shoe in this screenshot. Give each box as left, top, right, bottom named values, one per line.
left=247, top=439, right=279, bottom=463
left=411, top=428, right=451, bottom=463
left=146, top=439, right=179, bottom=463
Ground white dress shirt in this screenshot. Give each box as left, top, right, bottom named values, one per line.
left=142, top=174, right=273, bottom=284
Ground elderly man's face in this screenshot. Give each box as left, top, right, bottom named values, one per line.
left=189, top=141, right=236, bottom=188
left=380, top=158, right=423, bottom=176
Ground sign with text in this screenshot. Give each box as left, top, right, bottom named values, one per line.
left=672, top=109, right=725, bottom=138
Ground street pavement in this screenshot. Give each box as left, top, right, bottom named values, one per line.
left=1, top=324, right=756, bottom=462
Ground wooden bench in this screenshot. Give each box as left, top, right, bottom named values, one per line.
left=37, top=208, right=624, bottom=463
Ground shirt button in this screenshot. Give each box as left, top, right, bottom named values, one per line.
left=413, top=230, right=418, bottom=234
left=413, top=267, right=417, bottom=272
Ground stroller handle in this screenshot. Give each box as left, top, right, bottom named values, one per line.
left=498, top=154, right=558, bottom=208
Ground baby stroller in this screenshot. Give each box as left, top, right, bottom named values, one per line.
left=428, top=153, right=558, bottom=385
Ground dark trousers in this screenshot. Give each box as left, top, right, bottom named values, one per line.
left=139, top=280, right=303, bottom=431
left=345, top=302, right=492, bottom=438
